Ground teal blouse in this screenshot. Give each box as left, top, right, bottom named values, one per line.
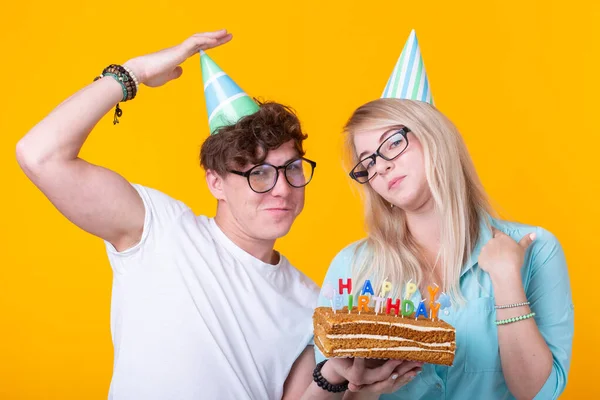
left=314, top=216, right=574, bottom=399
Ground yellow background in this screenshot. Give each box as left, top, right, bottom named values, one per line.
left=1, top=0, right=597, bottom=398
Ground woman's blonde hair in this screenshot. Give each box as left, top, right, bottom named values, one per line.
left=344, top=98, right=494, bottom=304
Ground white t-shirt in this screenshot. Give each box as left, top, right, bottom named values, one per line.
left=104, top=184, right=319, bottom=400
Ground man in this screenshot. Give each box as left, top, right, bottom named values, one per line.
left=16, top=30, right=320, bottom=399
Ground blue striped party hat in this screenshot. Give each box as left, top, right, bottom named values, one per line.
left=200, top=50, right=260, bottom=134
left=382, top=30, right=433, bottom=105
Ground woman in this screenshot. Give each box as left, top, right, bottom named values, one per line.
left=314, top=98, right=574, bottom=399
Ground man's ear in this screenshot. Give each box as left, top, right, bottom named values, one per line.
left=206, top=169, right=226, bottom=200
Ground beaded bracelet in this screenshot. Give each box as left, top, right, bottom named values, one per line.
left=102, top=72, right=129, bottom=102
left=495, top=301, right=530, bottom=309
left=121, top=64, right=140, bottom=94
left=313, top=360, right=348, bottom=393
left=94, top=64, right=139, bottom=124
left=496, top=312, right=536, bottom=326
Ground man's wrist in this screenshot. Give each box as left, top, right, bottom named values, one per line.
left=319, top=360, right=347, bottom=385
left=122, top=60, right=144, bottom=85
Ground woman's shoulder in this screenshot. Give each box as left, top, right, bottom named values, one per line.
left=332, top=239, right=364, bottom=259
left=323, top=239, right=368, bottom=276
left=491, top=217, right=563, bottom=259
left=492, top=217, right=558, bottom=240
left=331, top=237, right=376, bottom=265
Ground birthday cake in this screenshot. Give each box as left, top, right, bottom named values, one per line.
left=314, top=279, right=456, bottom=366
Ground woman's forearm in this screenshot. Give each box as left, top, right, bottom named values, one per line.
left=493, top=273, right=553, bottom=399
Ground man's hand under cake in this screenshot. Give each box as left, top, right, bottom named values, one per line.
left=321, top=358, right=423, bottom=393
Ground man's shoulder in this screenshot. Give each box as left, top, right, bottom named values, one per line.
left=131, top=183, right=207, bottom=229
left=130, top=183, right=217, bottom=246
left=282, top=257, right=320, bottom=295
left=132, top=184, right=192, bottom=212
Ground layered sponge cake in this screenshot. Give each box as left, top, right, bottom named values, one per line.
left=313, top=306, right=456, bottom=366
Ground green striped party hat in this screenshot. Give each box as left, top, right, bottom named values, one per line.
left=200, top=50, right=260, bottom=134
left=382, top=30, right=433, bottom=105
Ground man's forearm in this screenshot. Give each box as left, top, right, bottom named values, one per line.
left=299, top=361, right=346, bottom=400
left=299, top=382, right=345, bottom=400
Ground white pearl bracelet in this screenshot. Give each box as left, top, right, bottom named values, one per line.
left=494, top=301, right=530, bottom=309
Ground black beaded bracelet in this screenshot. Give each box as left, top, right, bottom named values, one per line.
left=313, top=360, right=348, bottom=393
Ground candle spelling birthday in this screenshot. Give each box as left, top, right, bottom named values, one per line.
left=322, top=278, right=447, bottom=321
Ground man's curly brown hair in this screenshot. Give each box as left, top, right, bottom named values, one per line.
left=200, top=100, right=308, bottom=176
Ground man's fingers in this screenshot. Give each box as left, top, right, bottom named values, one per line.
left=345, top=358, right=367, bottom=384
left=348, top=382, right=363, bottom=392
left=352, top=358, right=366, bottom=369
left=186, top=30, right=232, bottom=52
left=357, top=367, right=420, bottom=393
left=179, top=29, right=233, bottom=59
left=196, top=34, right=233, bottom=52
left=192, top=29, right=230, bottom=39
left=326, top=357, right=353, bottom=378
left=364, top=358, right=387, bottom=368
left=210, top=33, right=233, bottom=48
left=357, top=359, right=403, bottom=385
left=391, top=361, right=424, bottom=377
left=181, top=37, right=218, bottom=59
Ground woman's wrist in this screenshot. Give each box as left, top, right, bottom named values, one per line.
left=491, top=272, right=528, bottom=306
left=489, top=268, right=522, bottom=290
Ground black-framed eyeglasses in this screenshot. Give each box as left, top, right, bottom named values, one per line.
left=349, top=126, right=410, bottom=184
left=228, top=157, right=317, bottom=194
